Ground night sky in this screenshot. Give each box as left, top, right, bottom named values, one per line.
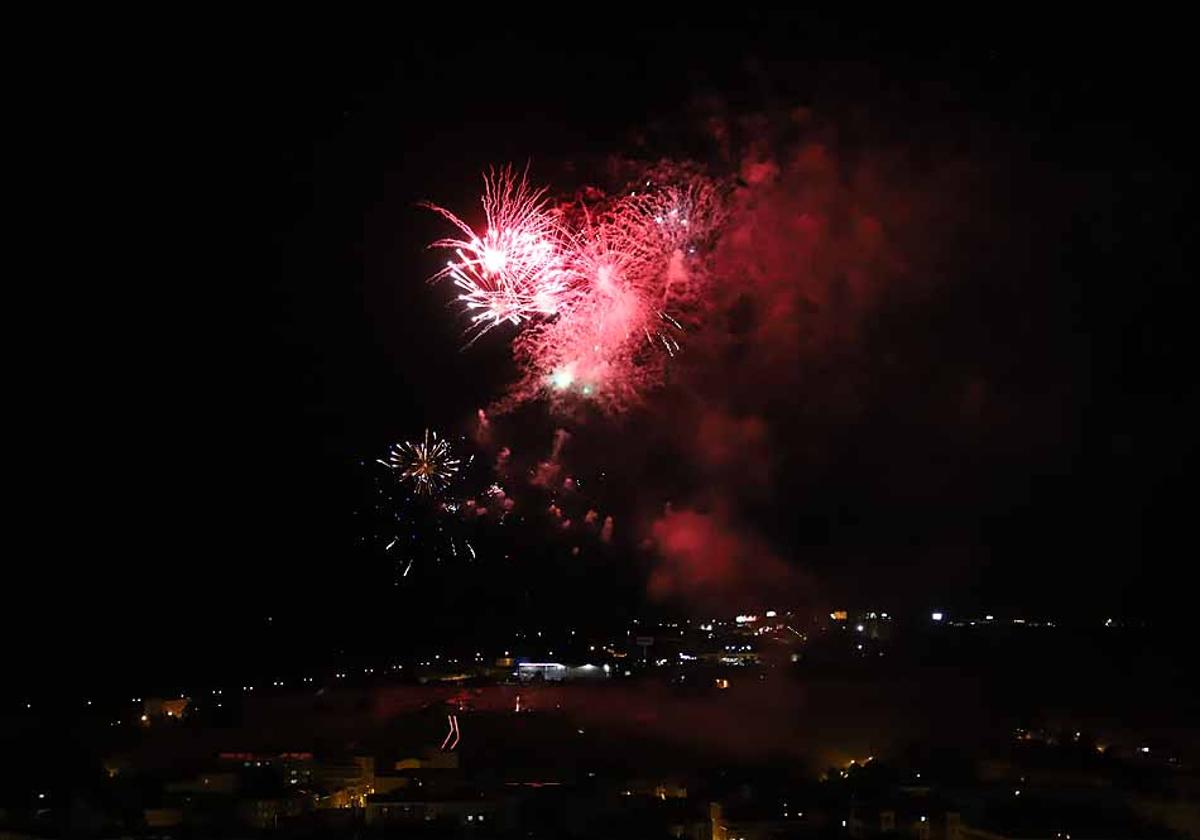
left=8, top=14, right=1195, bottom=690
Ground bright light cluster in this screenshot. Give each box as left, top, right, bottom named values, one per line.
left=379, top=429, right=461, bottom=496
left=425, top=168, right=574, bottom=337
left=426, top=164, right=726, bottom=411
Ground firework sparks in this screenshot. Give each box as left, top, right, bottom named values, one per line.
left=426, top=167, right=576, bottom=337
left=360, top=424, right=620, bottom=590
left=380, top=429, right=462, bottom=496
left=426, top=163, right=726, bottom=411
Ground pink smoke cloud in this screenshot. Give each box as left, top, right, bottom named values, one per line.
left=693, top=410, right=770, bottom=489
left=647, top=508, right=798, bottom=607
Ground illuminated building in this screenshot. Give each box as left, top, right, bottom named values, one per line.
left=514, top=661, right=609, bottom=682
left=365, top=793, right=498, bottom=827
left=517, top=661, right=567, bottom=682
left=238, top=793, right=308, bottom=830
left=315, top=755, right=375, bottom=809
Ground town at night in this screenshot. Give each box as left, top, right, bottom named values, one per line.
left=4, top=10, right=1195, bottom=839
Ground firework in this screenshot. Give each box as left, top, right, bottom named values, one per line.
left=364, top=429, right=506, bottom=583
left=380, top=429, right=462, bottom=496
left=624, top=167, right=725, bottom=261
left=509, top=183, right=705, bottom=409
left=360, top=422, right=618, bottom=589
left=426, top=163, right=727, bottom=411
left=425, top=167, right=576, bottom=337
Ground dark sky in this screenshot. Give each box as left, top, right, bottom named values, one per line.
left=7, top=13, right=1195, bottom=688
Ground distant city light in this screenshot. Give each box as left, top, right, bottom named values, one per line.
left=931, top=612, right=944, bottom=622
left=856, top=624, right=864, bottom=632
left=765, top=610, right=777, bottom=618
